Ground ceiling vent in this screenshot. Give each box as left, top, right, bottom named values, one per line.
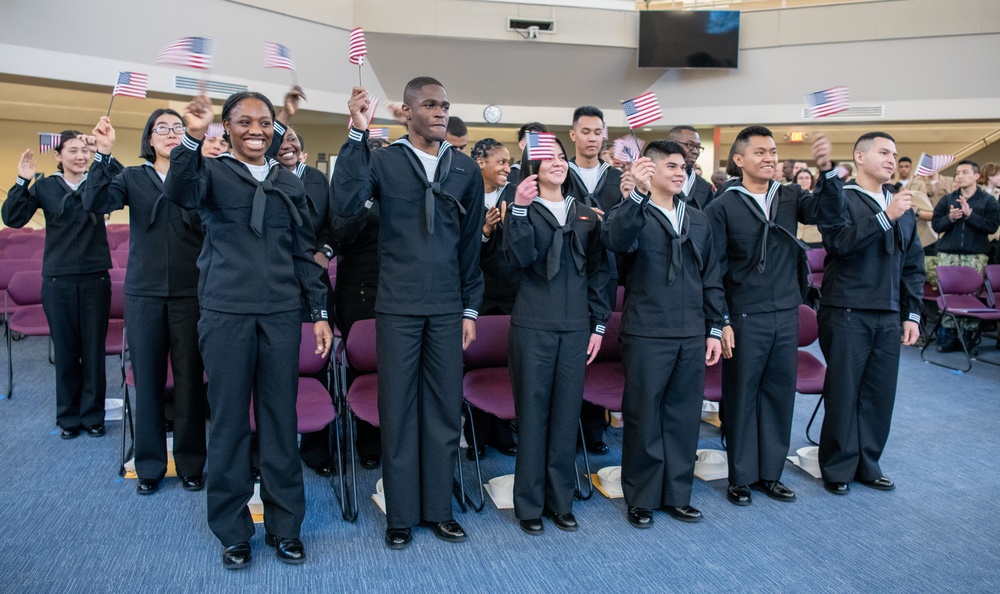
left=508, top=18, right=556, bottom=38
left=175, top=76, right=247, bottom=96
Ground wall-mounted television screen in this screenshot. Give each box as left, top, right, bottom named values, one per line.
left=638, top=10, right=740, bottom=69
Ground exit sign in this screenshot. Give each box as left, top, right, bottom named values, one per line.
left=789, top=131, right=806, bottom=143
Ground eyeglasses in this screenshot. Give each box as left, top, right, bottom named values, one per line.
left=151, top=125, right=186, bottom=136
left=681, top=141, right=705, bottom=153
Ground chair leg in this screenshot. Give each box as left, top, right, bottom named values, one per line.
left=806, top=394, right=824, bottom=446
left=119, top=383, right=134, bottom=477
left=453, top=402, right=485, bottom=513
left=342, top=412, right=359, bottom=522
left=573, top=420, right=593, bottom=501
left=4, top=320, right=12, bottom=399
left=920, top=313, right=972, bottom=372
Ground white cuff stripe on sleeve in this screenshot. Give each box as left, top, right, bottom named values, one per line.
left=908, top=312, right=921, bottom=323
left=825, top=169, right=838, bottom=179
left=511, top=206, right=527, bottom=217
left=876, top=212, right=891, bottom=232
left=630, top=189, right=644, bottom=204
left=94, top=152, right=104, bottom=163
left=15, top=177, right=25, bottom=186
left=274, top=121, right=285, bottom=136
left=595, top=324, right=606, bottom=335
left=348, top=128, right=364, bottom=143
left=463, top=309, right=478, bottom=320
left=709, top=328, right=723, bottom=338
left=182, top=134, right=200, bottom=151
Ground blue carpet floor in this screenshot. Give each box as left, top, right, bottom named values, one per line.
left=0, top=331, right=997, bottom=593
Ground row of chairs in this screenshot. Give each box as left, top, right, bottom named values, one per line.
left=920, top=265, right=1000, bottom=372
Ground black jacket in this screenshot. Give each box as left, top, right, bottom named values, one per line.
left=931, top=187, right=1000, bottom=255
left=164, top=134, right=327, bottom=319
left=816, top=170, right=925, bottom=322
left=83, top=155, right=203, bottom=297
left=604, top=189, right=724, bottom=339
left=705, top=179, right=838, bottom=315
left=291, top=162, right=334, bottom=253
left=4, top=170, right=118, bottom=277
left=682, top=171, right=715, bottom=211
left=504, top=197, right=610, bottom=334
left=331, top=128, right=484, bottom=319
left=480, top=183, right=521, bottom=312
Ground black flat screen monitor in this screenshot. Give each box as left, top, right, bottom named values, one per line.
left=638, top=10, right=740, bottom=69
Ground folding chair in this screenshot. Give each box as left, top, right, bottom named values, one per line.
left=795, top=304, right=827, bottom=445
left=3, top=270, right=50, bottom=399
left=0, top=259, right=43, bottom=323
left=249, top=323, right=345, bottom=516
left=920, top=266, right=1000, bottom=372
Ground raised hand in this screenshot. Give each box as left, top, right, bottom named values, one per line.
left=279, top=85, right=307, bottom=122
left=886, top=190, right=912, bottom=221
left=483, top=206, right=501, bottom=237
left=515, top=175, right=538, bottom=206
left=387, top=102, right=407, bottom=125
left=959, top=196, right=972, bottom=218
left=630, top=156, right=654, bottom=195
left=811, top=132, right=833, bottom=171
left=347, top=86, right=371, bottom=131
left=184, top=94, right=214, bottom=140
left=17, top=149, right=36, bottom=180
left=620, top=168, right=636, bottom=198
left=92, top=117, right=116, bottom=154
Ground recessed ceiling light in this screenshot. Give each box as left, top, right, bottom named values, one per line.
left=643, top=128, right=652, bottom=132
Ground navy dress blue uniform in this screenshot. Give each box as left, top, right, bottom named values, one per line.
left=563, top=159, right=622, bottom=446
left=4, top=169, right=118, bottom=431
left=331, top=128, right=484, bottom=530
left=504, top=195, right=610, bottom=520
left=814, top=171, right=925, bottom=483
left=682, top=171, right=715, bottom=211
left=705, top=180, right=837, bottom=487
left=165, top=133, right=327, bottom=547
left=604, top=189, right=725, bottom=509
left=83, top=153, right=207, bottom=481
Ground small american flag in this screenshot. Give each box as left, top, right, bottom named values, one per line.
left=805, top=86, right=849, bottom=118
left=157, top=36, right=214, bottom=70
left=602, top=124, right=609, bottom=140
left=622, top=92, right=663, bottom=129
left=112, top=71, right=148, bottom=99
left=526, top=132, right=558, bottom=161
left=613, top=136, right=644, bottom=163
left=368, top=128, right=389, bottom=139
left=205, top=123, right=225, bottom=139
left=264, top=42, right=295, bottom=70
left=915, top=153, right=955, bottom=177
left=39, top=132, right=62, bottom=155
left=348, top=28, right=367, bottom=66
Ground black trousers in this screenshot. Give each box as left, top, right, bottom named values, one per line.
left=200, top=309, right=304, bottom=546
left=508, top=325, right=587, bottom=520
left=125, top=294, right=206, bottom=480
left=376, top=313, right=463, bottom=529
left=817, top=307, right=900, bottom=483
left=721, top=308, right=798, bottom=486
left=621, top=335, right=705, bottom=508
left=41, top=272, right=110, bottom=430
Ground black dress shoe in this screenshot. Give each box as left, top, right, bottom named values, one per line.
left=627, top=506, right=653, bottom=529
left=858, top=477, right=895, bottom=491
left=421, top=519, right=468, bottom=543
left=181, top=475, right=204, bottom=492
left=222, top=541, right=252, bottom=570
left=312, top=465, right=333, bottom=477
left=465, top=446, right=486, bottom=461
left=136, top=478, right=160, bottom=495
left=823, top=481, right=850, bottom=495
left=755, top=480, right=796, bottom=502
left=385, top=527, right=412, bottom=550
left=662, top=505, right=703, bottom=523
left=543, top=510, right=579, bottom=532
left=585, top=441, right=609, bottom=455
left=361, top=455, right=380, bottom=469
left=265, top=533, right=306, bottom=564
left=85, top=424, right=105, bottom=437
left=498, top=444, right=518, bottom=457
left=727, top=484, right=752, bottom=506
left=60, top=427, right=80, bottom=440
left=519, top=518, right=544, bottom=535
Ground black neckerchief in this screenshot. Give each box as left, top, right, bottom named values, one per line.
left=725, top=180, right=807, bottom=272
left=531, top=196, right=586, bottom=280
left=53, top=174, right=98, bottom=225
left=142, top=163, right=192, bottom=230
left=568, top=160, right=611, bottom=210
left=392, top=137, right=462, bottom=234
left=218, top=156, right=302, bottom=236
left=646, top=196, right=702, bottom=285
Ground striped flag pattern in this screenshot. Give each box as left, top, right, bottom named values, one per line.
left=602, top=124, right=609, bottom=140
left=205, top=123, right=225, bottom=139
left=915, top=153, right=955, bottom=177
left=157, top=36, right=214, bottom=70
left=526, top=132, right=558, bottom=161
left=805, top=86, right=849, bottom=118
left=622, top=92, right=663, bottom=129
left=112, top=71, right=149, bottom=99
left=368, top=128, right=389, bottom=139
left=348, top=28, right=367, bottom=66
left=264, top=42, right=295, bottom=70
left=39, top=133, right=62, bottom=155
left=613, top=136, right=644, bottom=163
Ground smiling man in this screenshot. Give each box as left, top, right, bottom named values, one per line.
left=331, top=77, right=484, bottom=550
left=667, top=126, right=714, bottom=210
left=705, top=125, right=839, bottom=508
